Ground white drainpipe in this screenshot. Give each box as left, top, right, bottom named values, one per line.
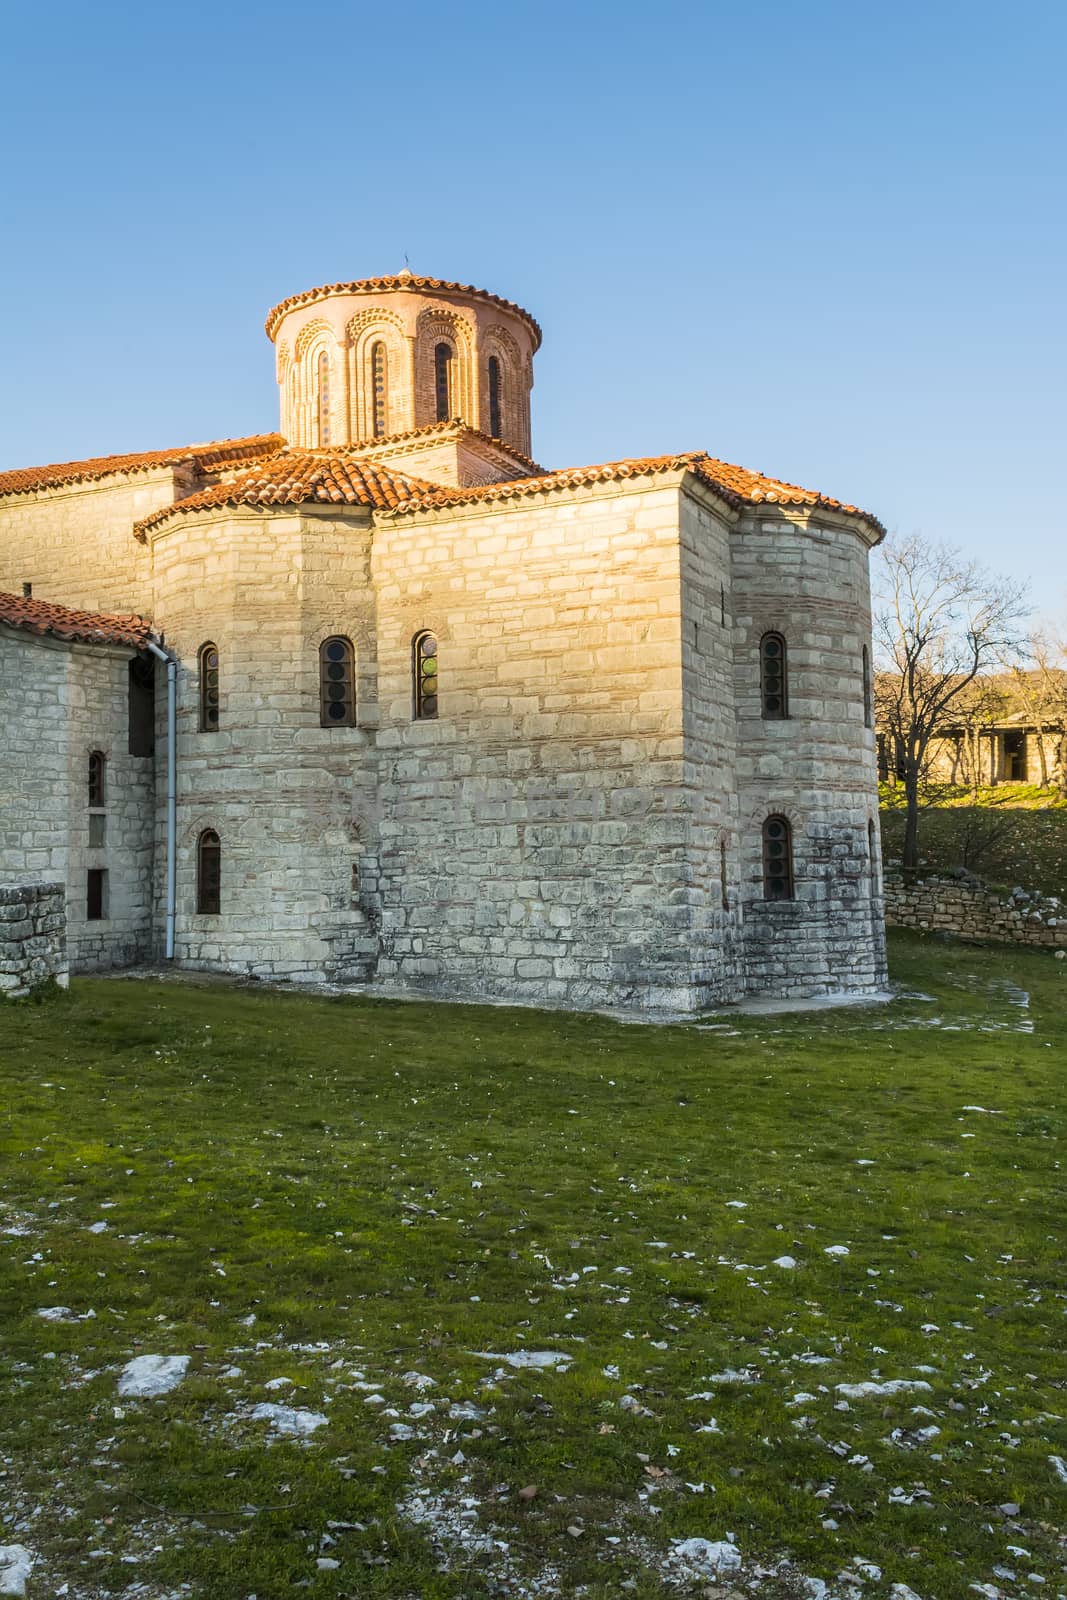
left=145, top=640, right=177, bottom=960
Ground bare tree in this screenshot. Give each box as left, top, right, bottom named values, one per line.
left=873, top=535, right=1029, bottom=872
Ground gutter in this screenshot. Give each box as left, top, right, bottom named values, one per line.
left=144, top=640, right=177, bottom=960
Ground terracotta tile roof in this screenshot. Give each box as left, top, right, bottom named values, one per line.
left=0, top=435, right=283, bottom=499
left=344, top=418, right=543, bottom=476
left=133, top=449, right=443, bottom=538
left=381, top=450, right=886, bottom=537
left=265, top=272, right=542, bottom=349
left=0, top=590, right=155, bottom=649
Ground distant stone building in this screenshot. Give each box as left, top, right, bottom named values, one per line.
left=0, top=270, right=887, bottom=1010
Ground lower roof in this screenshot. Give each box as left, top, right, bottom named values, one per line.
left=0, top=591, right=155, bottom=650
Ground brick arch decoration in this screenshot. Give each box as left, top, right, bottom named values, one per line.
left=482, top=323, right=527, bottom=454
left=345, top=309, right=410, bottom=440
left=275, top=340, right=291, bottom=386
left=415, top=308, right=475, bottom=427
left=290, top=321, right=341, bottom=447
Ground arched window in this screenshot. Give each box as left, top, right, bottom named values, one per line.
left=862, top=644, right=873, bottom=728
left=487, top=355, right=502, bottom=439
left=434, top=342, right=453, bottom=422
left=319, top=636, right=355, bottom=726
left=720, top=838, right=729, bottom=911
left=868, top=819, right=879, bottom=895
left=372, top=341, right=388, bottom=437
left=760, top=632, right=788, bottom=719
left=198, top=642, right=220, bottom=733
left=197, top=830, right=221, bottom=916
left=762, top=815, right=794, bottom=901
left=413, top=631, right=439, bottom=720
left=88, top=751, right=106, bottom=807
left=317, top=350, right=331, bottom=446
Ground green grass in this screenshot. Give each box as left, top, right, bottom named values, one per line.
left=880, top=790, right=1067, bottom=899
left=2, top=934, right=1066, bottom=1598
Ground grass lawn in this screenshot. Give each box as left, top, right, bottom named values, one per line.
left=1, top=932, right=1066, bottom=1599
left=880, top=787, right=1067, bottom=899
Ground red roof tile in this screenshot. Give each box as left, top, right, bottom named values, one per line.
left=381, top=450, right=886, bottom=536
left=0, top=435, right=283, bottom=499
left=0, top=591, right=155, bottom=649
left=131, top=444, right=884, bottom=540
left=133, top=449, right=444, bottom=538
left=265, top=273, right=542, bottom=348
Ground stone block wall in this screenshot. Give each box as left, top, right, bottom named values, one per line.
left=729, top=509, right=887, bottom=996
left=0, top=882, right=67, bottom=996
left=884, top=872, right=1067, bottom=950
left=0, top=627, right=155, bottom=972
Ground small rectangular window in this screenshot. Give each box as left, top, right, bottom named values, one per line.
left=87, top=868, right=107, bottom=921
left=128, top=657, right=155, bottom=756
left=89, top=814, right=107, bottom=849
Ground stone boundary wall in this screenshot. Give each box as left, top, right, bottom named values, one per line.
left=0, top=882, right=68, bottom=996
left=884, top=871, right=1067, bottom=951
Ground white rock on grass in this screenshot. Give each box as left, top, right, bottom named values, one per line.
left=249, top=1403, right=328, bottom=1436
left=824, top=1245, right=850, bottom=1257
left=1049, top=1454, right=1067, bottom=1484
left=0, top=1547, right=33, bottom=1598
left=468, top=1350, right=573, bottom=1370
left=117, top=1355, right=190, bottom=1398
left=400, top=1371, right=436, bottom=1390
left=669, top=1538, right=742, bottom=1578
left=36, top=1307, right=74, bottom=1322
left=835, top=1380, right=933, bottom=1400
left=772, top=1255, right=798, bottom=1269
left=890, top=1586, right=925, bottom=1600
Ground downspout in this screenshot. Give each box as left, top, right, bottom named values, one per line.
left=145, top=640, right=177, bottom=960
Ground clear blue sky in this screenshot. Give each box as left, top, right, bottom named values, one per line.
left=2, top=0, right=1064, bottom=607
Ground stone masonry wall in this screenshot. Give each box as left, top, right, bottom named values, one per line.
left=884, top=872, right=1067, bottom=950
left=0, top=470, right=171, bottom=617
left=371, top=480, right=699, bottom=1011
left=0, top=882, right=67, bottom=996
left=147, top=507, right=380, bottom=982
left=730, top=509, right=887, bottom=997
left=0, top=627, right=155, bottom=972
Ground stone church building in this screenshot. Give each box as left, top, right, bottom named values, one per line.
left=0, top=270, right=888, bottom=1010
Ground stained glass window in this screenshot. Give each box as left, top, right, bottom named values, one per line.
left=760, top=632, right=788, bottom=719
left=762, top=815, right=794, bottom=901
left=317, top=350, right=331, bottom=446
left=372, top=342, right=388, bottom=438
left=199, top=642, right=219, bottom=732
left=319, top=636, right=355, bottom=726
left=413, top=631, right=439, bottom=719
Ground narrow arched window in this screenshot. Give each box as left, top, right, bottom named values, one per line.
left=88, top=751, right=106, bottom=808
left=413, top=631, right=439, bottom=719
left=434, top=342, right=453, bottom=422
left=198, top=642, right=220, bottom=732
left=719, top=838, right=729, bottom=911
left=868, top=819, right=879, bottom=895
left=760, top=632, right=788, bottom=719
left=762, top=815, right=794, bottom=901
left=197, top=830, right=221, bottom=915
left=862, top=644, right=873, bottom=728
left=372, top=341, right=388, bottom=437
left=319, top=636, right=355, bottom=726
left=487, top=355, right=502, bottom=439
left=317, top=350, right=331, bottom=446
